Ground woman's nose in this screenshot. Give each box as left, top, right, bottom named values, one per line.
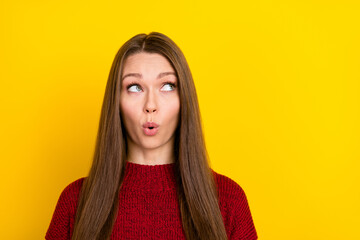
left=144, top=91, right=157, bottom=113
left=145, top=107, right=156, bottom=113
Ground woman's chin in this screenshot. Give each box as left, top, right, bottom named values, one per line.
left=140, top=140, right=163, bottom=150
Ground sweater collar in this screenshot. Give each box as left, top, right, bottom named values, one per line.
left=122, top=161, right=177, bottom=192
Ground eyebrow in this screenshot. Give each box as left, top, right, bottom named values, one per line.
left=122, top=72, right=176, bottom=81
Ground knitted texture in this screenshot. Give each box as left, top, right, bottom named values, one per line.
left=46, top=162, right=257, bottom=239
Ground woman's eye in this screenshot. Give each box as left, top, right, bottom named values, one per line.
left=161, top=83, right=176, bottom=92
left=127, top=84, right=142, bottom=92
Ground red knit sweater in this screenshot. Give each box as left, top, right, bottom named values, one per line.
left=46, top=162, right=257, bottom=239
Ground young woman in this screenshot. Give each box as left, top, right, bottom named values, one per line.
left=46, top=32, right=258, bottom=240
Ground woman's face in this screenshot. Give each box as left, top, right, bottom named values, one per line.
left=120, top=52, right=180, bottom=150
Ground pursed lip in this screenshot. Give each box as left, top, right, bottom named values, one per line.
left=142, top=122, right=159, bottom=128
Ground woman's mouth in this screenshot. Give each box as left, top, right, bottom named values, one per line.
left=142, top=122, right=159, bottom=136
left=143, top=126, right=158, bottom=136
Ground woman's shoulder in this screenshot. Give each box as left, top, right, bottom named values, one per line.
left=210, top=169, right=258, bottom=239
left=60, top=177, right=86, bottom=196
left=63, top=177, right=86, bottom=191
left=210, top=169, right=251, bottom=212
left=211, top=169, right=246, bottom=199
left=56, top=177, right=86, bottom=211
left=45, top=177, right=87, bottom=239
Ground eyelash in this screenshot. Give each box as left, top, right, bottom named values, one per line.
left=126, top=81, right=177, bottom=91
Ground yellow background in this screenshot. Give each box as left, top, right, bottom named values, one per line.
left=1, top=0, right=359, bottom=239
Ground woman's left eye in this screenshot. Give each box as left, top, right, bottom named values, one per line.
left=161, top=83, right=176, bottom=91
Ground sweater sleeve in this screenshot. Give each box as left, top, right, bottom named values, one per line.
left=45, top=178, right=84, bottom=240
left=229, top=184, right=258, bottom=240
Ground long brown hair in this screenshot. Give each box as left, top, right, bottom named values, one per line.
left=71, top=32, right=228, bottom=240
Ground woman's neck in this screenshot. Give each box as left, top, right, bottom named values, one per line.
left=126, top=137, right=175, bottom=165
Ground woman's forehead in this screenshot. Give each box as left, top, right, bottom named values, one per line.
left=123, top=53, right=173, bottom=70
left=122, top=53, right=177, bottom=81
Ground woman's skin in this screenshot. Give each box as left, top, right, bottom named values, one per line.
left=120, top=52, right=180, bottom=165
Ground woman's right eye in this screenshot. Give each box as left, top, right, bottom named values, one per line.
left=127, top=84, right=142, bottom=92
